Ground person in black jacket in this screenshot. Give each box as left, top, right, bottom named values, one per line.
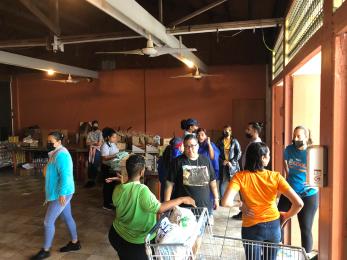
left=216, top=125, right=242, bottom=197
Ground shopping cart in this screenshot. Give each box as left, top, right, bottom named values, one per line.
left=199, top=235, right=310, bottom=260
left=145, top=207, right=216, bottom=260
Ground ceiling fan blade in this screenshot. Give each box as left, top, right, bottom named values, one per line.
left=156, top=47, right=197, bottom=54
left=170, top=73, right=194, bottom=79
left=44, top=79, right=68, bottom=83
left=200, top=73, right=222, bottom=77
left=95, top=49, right=144, bottom=55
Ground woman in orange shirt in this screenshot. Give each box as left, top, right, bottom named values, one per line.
left=221, top=142, right=303, bottom=260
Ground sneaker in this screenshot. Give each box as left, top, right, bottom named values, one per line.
left=307, top=251, right=318, bottom=259
left=231, top=211, right=242, bottom=220
left=30, top=249, right=50, bottom=260
left=60, top=241, right=81, bottom=252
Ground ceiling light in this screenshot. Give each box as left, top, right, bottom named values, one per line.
left=47, top=69, right=55, bottom=76
left=181, top=58, right=195, bottom=68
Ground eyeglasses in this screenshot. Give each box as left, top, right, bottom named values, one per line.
left=184, top=143, right=198, bottom=149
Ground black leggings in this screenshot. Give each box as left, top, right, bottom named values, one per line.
left=101, top=164, right=116, bottom=207
left=278, top=192, right=318, bottom=253
left=108, top=226, right=148, bottom=260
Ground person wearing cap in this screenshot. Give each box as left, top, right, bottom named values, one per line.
left=157, top=137, right=184, bottom=201
left=84, top=120, right=103, bottom=188
left=181, top=118, right=199, bottom=137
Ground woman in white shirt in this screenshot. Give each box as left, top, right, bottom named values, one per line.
left=101, top=127, right=119, bottom=210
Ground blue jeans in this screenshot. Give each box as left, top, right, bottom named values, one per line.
left=241, top=219, right=281, bottom=260
left=43, top=194, right=78, bottom=250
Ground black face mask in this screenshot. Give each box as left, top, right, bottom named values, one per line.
left=245, top=133, right=253, bottom=139
left=47, top=143, right=55, bottom=152
left=223, top=131, right=230, bottom=138
left=92, top=126, right=98, bottom=131
left=293, top=140, right=304, bottom=148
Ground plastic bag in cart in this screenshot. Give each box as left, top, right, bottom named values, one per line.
left=155, top=207, right=199, bottom=259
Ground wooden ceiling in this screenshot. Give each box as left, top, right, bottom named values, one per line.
left=0, top=0, right=289, bottom=73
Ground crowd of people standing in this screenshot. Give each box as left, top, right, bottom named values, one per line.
left=30, top=118, right=318, bottom=260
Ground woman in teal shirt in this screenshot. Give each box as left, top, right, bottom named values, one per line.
left=278, top=126, right=318, bottom=254
left=31, top=132, right=80, bottom=260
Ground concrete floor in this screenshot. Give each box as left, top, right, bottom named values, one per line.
left=0, top=168, right=241, bottom=260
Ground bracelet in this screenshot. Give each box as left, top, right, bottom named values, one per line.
left=214, top=198, right=220, bottom=200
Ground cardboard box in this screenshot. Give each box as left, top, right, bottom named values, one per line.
left=117, top=142, right=127, bottom=150
left=162, top=138, right=171, bottom=146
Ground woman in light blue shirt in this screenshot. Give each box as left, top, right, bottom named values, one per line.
left=31, top=132, right=80, bottom=260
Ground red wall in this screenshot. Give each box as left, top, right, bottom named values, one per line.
left=13, top=65, right=266, bottom=138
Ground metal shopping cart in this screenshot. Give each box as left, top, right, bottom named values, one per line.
left=145, top=206, right=309, bottom=260
left=200, top=235, right=310, bottom=260
left=145, top=207, right=217, bottom=260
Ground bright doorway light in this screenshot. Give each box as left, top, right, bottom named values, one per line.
left=293, top=52, right=321, bottom=76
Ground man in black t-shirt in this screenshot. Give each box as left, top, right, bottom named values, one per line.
left=164, top=135, right=219, bottom=215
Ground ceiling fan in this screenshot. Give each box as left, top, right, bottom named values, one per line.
left=95, top=35, right=197, bottom=57
left=44, top=74, right=92, bottom=84
left=170, top=67, right=221, bottom=80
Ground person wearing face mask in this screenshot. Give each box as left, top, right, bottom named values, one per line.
left=232, top=122, right=263, bottom=220
left=164, top=135, right=219, bottom=220
left=196, top=128, right=220, bottom=224
left=84, top=120, right=103, bottom=188
left=221, top=142, right=303, bottom=260
left=157, top=137, right=184, bottom=202
left=242, top=122, right=263, bottom=169
left=216, top=125, right=242, bottom=197
left=101, top=127, right=120, bottom=210
left=30, top=132, right=81, bottom=260
left=278, top=126, right=318, bottom=254
left=181, top=118, right=199, bottom=137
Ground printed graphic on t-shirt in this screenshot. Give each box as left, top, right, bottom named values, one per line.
left=287, top=158, right=306, bottom=172
left=182, top=165, right=209, bottom=186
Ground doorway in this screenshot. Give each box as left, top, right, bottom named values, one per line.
left=0, top=81, right=12, bottom=141
left=290, top=52, right=321, bottom=251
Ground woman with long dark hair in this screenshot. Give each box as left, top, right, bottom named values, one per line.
left=216, top=125, right=242, bottom=197
left=221, top=142, right=303, bottom=260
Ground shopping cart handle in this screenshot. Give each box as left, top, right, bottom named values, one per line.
left=145, top=211, right=171, bottom=243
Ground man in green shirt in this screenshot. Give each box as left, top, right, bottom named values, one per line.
left=108, top=154, right=195, bottom=260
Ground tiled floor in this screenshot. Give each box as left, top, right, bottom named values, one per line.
left=0, top=168, right=241, bottom=260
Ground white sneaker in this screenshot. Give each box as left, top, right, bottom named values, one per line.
left=307, top=251, right=318, bottom=259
